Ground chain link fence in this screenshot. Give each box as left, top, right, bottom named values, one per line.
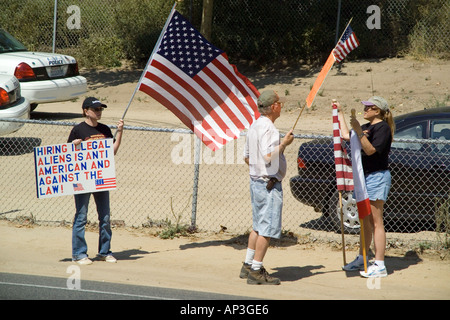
left=1, top=0, right=449, bottom=68
left=1, top=119, right=449, bottom=247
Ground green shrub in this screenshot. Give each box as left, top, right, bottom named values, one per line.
left=1, top=0, right=448, bottom=68
left=113, top=0, right=176, bottom=65
left=408, top=0, right=450, bottom=59
left=77, top=35, right=124, bottom=68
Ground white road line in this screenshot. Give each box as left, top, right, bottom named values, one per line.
left=0, top=281, right=177, bottom=300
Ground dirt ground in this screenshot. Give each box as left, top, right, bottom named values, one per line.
left=2, top=57, right=450, bottom=300
left=1, top=220, right=449, bottom=300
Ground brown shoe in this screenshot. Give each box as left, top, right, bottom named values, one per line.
left=247, top=267, right=280, bottom=285
left=239, top=262, right=251, bottom=279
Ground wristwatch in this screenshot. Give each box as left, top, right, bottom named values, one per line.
left=358, top=132, right=365, bottom=139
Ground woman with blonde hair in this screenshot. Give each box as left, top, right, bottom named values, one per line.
left=336, top=96, right=394, bottom=278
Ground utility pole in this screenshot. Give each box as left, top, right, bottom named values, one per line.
left=200, top=0, right=213, bottom=41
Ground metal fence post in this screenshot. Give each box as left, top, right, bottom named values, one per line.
left=335, top=0, right=342, bottom=45
left=190, top=135, right=201, bottom=230
left=52, top=0, right=58, bottom=53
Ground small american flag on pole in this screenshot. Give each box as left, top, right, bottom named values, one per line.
left=333, top=25, right=359, bottom=63
left=138, top=9, right=259, bottom=151
left=332, top=104, right=353, bottom=191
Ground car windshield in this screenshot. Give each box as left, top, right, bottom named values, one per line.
left=0, top=29, right=28, bottom=53
left=392, top=121, right=426, bottom=150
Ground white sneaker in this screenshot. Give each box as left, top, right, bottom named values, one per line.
left=342, top=256, right=366, bottom=271
left=99, top=255, right=117, bottom=263
left=74, top=257, right=93, bottom=265
left=360, top=263, right=388, bottom=278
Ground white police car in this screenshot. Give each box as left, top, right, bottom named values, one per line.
left=0, top=29, right=87, bottom=111
left=0, top=74, right=30, bottom=135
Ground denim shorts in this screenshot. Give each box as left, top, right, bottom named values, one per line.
left=365, top=170, right=391, bottom=202
left=249, top=178, right=283, bottom=239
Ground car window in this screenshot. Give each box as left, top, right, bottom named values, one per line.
left=392, top=121, right=426, bottom=150
left=431, top=120, right=450, bottom=155
left=0, top=29, right=27, bottom=53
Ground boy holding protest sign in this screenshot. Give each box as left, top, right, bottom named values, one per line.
left=68, top=97, right=124, bottom=265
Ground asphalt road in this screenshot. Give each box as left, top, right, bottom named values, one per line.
left=0, top=272, right=256, bottom=300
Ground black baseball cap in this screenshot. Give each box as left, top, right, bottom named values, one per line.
left=82, top=97, right=107, bottom=109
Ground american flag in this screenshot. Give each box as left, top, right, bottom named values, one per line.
left=332, top=104, right=353, bottom=191
left=95, top=178, right=116, bottom=190
left=73, top=183, right=84, bottom=191
left=138, top=10, right=260, bottom=151
left=333, top=25, right=359, bottom=63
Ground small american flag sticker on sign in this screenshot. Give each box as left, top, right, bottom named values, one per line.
left=95, top=178, right=116, bottom=190
left=73, top=183, right=85, bottom=191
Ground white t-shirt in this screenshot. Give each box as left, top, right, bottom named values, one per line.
left=244, top=116, right=287, bottom=181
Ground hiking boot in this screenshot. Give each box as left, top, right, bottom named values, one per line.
left=239, top=263, right=251, bottom=279
left=247, top=267, right=280, bottom=285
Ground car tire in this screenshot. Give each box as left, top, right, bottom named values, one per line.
left=328, top=190, right=361, bottom=234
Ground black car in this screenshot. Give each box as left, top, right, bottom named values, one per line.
left=290, top=106, right=450, bottom=233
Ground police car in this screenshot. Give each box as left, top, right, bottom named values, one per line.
left=0, top=74, right=30, bottom=135
left=0, top=28, right=87, bottom=111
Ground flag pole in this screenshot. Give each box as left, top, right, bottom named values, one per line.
left=114, top=2, right=178, bottom=138
left=292, top=102, right=306, bottom=131
left=351, top=108, right=367, bottom=273
left=292, top=17, right=353, bottom=131
left=360, top=218, right=368, bottom=273
left=339, top=190, right=347, bottom=266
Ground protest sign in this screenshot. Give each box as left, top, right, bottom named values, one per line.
left=34, top=139, right=116, bottom=199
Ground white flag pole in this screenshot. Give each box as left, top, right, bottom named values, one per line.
left=351, top=108, right=367, bottom=273
left=114, top=2, right=178, bottom=137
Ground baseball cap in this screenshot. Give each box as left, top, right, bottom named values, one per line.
left=257, top=90, right=286, bottom=108
left=82, top=97, right=107, bottom=109
left=361, top=96, right=389, bottom=112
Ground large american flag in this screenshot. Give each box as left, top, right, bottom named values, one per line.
left=139, top=10, right=260, bottom=151
left=332, top=104, right=353, bottom=191
left=333, top=25, right=359, bottom=63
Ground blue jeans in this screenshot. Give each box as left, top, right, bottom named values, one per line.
left=72, top=191, right=112, bottom=260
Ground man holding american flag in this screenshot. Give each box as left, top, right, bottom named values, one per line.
left=240, top=90, right=294, bottom=285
